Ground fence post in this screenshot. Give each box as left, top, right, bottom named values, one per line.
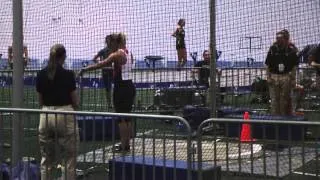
left=12, top=0, right=24, bottom=167
left=197, top=122, right=204, bottom=180
left=209, top=0, right=217, bottom=118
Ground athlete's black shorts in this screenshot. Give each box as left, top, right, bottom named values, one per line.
left=113, top=80, right=136, bottom=114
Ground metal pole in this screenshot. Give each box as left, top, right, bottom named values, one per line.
left=209, top=0, right=217, bottom=117
left=12, top=0, right=24, bottom=166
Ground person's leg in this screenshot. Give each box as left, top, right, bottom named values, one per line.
left=116, top=107, right=133, bottom=150
left=57, top=106, right=79, bottom=180
left=118, top=120, right=128, bottom=150
left=105, top=89, right=112, bottom=108
left=279, top=75, right=292, bottom=115
left=102, top=70, right=112, bottom=109
left=118, top=84, right=135, bottom=151
left=39, top=113, right=55, bottom=180
left=177, top=49, right=184, bottom=67
left=269, top=75, right=280, bottom=115
left=113, top=85, right=127, bottom=151
left=61, top=133, right=78, bottom=180
left=181, top=48, right=187, bottom=67
left=118, top=120, right=132, bottom=150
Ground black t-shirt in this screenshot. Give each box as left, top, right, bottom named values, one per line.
left=265, top=43, right=299, bottom=74
left=36, top=65, right=76, bottom=106
left=195, top=60, right=210, bottom=86
left=310, top=45, right=320, bottom=75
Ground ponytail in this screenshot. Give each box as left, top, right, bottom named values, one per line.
left=47, top=44, right=66, bottom=80
left=47, top=48, right=57, bottom=80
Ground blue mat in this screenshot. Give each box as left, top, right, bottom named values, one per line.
left=76, top=116, right=120, bottom=141
left=109, top=156, right=221, bottom=180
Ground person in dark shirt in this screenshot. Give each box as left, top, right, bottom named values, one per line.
left=192, top=50, right=222, bottom=106
left=79, top=33, right=136, bottom=152
left=36, top=44, right=79, bottom=180
left=8, top=45, right=29, bottom=69
left=193, top=50, right=211, bottom=87
left=265, top=30, right=299, bottom=115
left=298, top=44, right=319, bottom=64
left=172, top=19, right=187, bottom=68
left=92, top=35, right=113, bottom=108
left=308, top=44, right=320, bottom=88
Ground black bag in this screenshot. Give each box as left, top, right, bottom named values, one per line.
left=183, top=105, right=210, bottom=130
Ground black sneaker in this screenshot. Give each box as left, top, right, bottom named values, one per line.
left=124, top=145, right=130, bottom=151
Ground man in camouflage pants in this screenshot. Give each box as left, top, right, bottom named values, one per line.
left=265, top=30, right=299, bottom=115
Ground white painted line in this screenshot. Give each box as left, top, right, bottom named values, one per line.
left=293, top=171, right=320, bottom=177
left=228, top=144, right=262, bottom=159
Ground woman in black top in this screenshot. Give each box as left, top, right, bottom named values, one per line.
left=172, top=19, right=187, bottom=68
left=36, top=44, right=79, bottom=179
left=79, top=33, right=136, bottom=152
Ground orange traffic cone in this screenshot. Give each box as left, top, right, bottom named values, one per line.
left=240, top=111, right=255, bottom=142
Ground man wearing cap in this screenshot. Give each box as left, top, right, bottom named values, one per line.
left=265, top=30, right=299, bottom=115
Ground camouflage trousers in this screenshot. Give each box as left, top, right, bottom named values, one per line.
left=39, top=105, right=79, bottom=180
left=268, top=73, right=293, bottom=115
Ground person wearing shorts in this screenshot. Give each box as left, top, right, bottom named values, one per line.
left=80, top=33, right=136, bottom=152
left=172, top=19, right=187, bottom=68
left=36, top=44, right=80, bottom=179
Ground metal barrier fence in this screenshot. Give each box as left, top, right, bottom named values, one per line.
left=0, top=108, right=194, bottom=180
left=0, top=66, right=319, bottom=113
left=1, top=108, right=320, bottom=179
left=197, top=117, right=320, bottom=180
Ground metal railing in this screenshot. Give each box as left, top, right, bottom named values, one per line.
left=0, top=66, right=319, bottom=112
left=1, top=108, right=320, bottom=179
left=0, top=107, right=193, bottom=180
left=197, top=117, right=320, bottom=180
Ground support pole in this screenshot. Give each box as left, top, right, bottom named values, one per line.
left=209, top=0, right=217, bottom=117
left=12, top=0, right=24, bottom=166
